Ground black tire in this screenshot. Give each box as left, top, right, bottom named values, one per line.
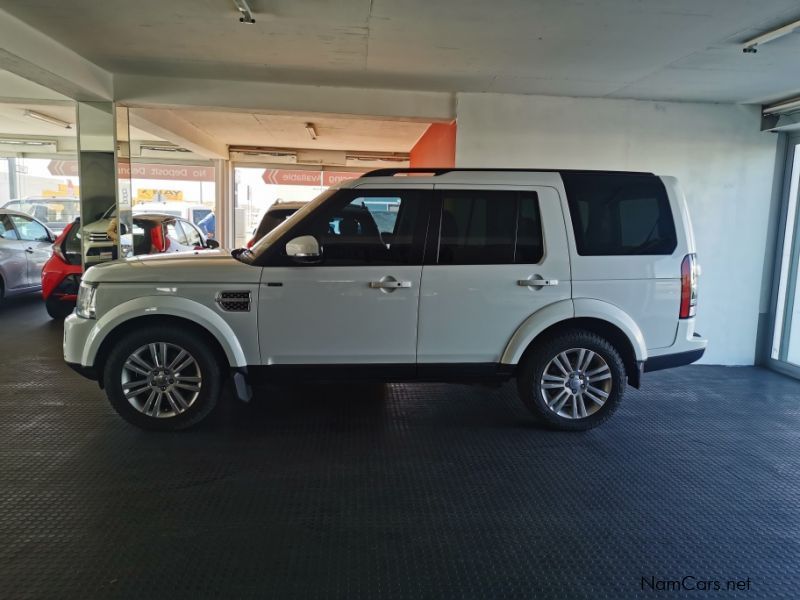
left=103, top=326, right=222, bottom=431
left=516, top=329, right=626, bottom=431
left=45, top=295, right=75, bottom=319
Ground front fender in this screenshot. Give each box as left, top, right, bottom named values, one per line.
left=81, top=295, right=248, bottom=367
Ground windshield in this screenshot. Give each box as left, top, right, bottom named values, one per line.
left=5, top=199, right=80, bottom=228
left=242, top=189, right=337, bottom=262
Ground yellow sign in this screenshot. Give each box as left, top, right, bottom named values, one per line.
left=135, top=189, right=184, bottom=203
left=41, top=183, right=80, bottom=197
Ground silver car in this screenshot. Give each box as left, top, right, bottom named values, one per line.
left=0, top=209, right=55, bottom=301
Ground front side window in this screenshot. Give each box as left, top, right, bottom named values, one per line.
left=562, top=173, right=677, bottom=256
left=437, top=191, right=543, bottom=265
left=165, top=221, right=187, bottom=246
left=8, top=214, right=49, bottom=242
left=0, top=215, right=18, bottom=240
left=274, top=190, right=428, bottom=266
left=180, top=221, right=203, bottom=247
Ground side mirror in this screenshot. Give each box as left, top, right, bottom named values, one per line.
left=205, top=238, right=220, bottom=249
left=286, top=235, right=321, bottom=258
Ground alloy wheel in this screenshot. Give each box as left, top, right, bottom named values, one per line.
left=539, top=347, right=612, bottom=419
left=120, top=342, right=202, bottom=418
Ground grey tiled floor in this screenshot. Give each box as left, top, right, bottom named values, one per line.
left=1, top=295, right=799, bottom=599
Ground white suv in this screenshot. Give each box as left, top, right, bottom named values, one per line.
left=63, top=168, right=706, bottom=431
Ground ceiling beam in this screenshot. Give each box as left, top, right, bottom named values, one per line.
left=0, top=8, right=112, bottom=101
left=130, top=108, right=228, bottom=160
left=114, top=74, right=456, bottom=123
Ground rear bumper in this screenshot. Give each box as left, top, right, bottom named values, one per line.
left=644, top=320, right=707, bottom=373
left=644, top=347, right=705, bottom=372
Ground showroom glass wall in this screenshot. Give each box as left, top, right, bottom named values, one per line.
left=768, top=132, right=800, bottom=375
left=233, top=165, right=364, bottom=247
left=0, top=102, right=81, bottom=234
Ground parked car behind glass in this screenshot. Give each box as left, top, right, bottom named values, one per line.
left=42, top=213, right=219, bottom=318
left=0, top=209, right=55, bottom=303
left=1, top=197, right=79, bottom=236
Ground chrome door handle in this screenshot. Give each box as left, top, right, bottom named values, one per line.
left=518, top=278, right=558, bottom=287
left=369, top=280, right=412, bottom=289
left=25, top=247, right=34, bottom=254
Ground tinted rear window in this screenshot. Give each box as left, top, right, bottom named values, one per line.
left=438, top=190, right=543, bottom=265
left=561, top=173, right=677, bottom=256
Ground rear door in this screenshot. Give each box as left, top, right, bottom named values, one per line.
left=417, top=185, right=571, bottom=364
left=7, top=214, right=51, bottom=287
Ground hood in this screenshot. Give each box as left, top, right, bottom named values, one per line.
left=83, top=218, right=111, bottom=233
left=83, top=249, right=261, bottom=284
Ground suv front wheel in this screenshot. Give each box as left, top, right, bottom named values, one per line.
left=103, top=326, right=222, bottom=431
left=517, top=330, right=625, bottom=431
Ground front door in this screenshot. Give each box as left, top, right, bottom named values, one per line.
left=417, top=185, right=572, bottom=364
left=0, top=214, right=29, bottom=292
left=258, top=186, right=431, bottom=366
left=7, top=214, right=52, bottom=287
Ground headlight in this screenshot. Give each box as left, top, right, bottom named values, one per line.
left=76, top=281, right=98, bottom=319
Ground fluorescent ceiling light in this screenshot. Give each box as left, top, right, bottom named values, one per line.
left=742, top=17, right=800, bottom=53
left=139, top=144, right=190, bottom=153
left=763, top=96, right=800, bottom=116
left=0, top=138, right=56, bottom=145
left=233, top=0, right=255, bottom=24
left=305, top=123, right=317, bottom=140
left=24, top=110, right=72, bottom=129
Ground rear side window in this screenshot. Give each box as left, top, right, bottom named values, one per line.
left=561, top=173, right=677, bottom=256
left=438, top=191, right=543, bottom=264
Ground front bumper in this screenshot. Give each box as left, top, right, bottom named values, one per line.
left=66, top=361, right=98, bottom=380
left=63, top=313, right=97, bottom=370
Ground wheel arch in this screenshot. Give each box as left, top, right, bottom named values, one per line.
left=501, top=298, right=647, bottom=388
left=92, top=314, right=233, bottom=387
left=84, top=296, right=247, bottom=378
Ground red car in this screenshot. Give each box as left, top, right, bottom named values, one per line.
left=42, top=214, right=218, bottom=319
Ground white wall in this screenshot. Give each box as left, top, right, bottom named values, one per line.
left=455, top=93, right=779, bottom=365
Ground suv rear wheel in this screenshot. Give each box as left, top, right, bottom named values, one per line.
left=103, top=326, right=221, bottom=431
left=517, top=330, right=625, bottom=431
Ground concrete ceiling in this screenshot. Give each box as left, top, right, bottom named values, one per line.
left=0, top=68, right=70, bottom=103
left=165, top=109, right=429, bottom=152
left=0, top=70, right=161, bottom=142
left=2, top=0, right=800, bottom=104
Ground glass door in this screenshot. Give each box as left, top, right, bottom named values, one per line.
left=771, top=135, right=800, bottom=367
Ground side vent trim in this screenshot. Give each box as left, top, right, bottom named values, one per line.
left=216, top=291, right=252, bottom=312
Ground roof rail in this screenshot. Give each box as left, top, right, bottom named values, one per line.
left=362, top=168, right=457, bottom=177
left=362, top=167, right=654, bottom=177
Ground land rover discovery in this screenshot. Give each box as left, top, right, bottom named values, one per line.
left=63, top=168, right=706, bottom=431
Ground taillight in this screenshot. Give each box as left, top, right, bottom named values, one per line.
left=680, top=253, right=698, bottom=319
left=52, top=243, right=67, bottom=262
left=52, top=222, right=73, bottom=264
